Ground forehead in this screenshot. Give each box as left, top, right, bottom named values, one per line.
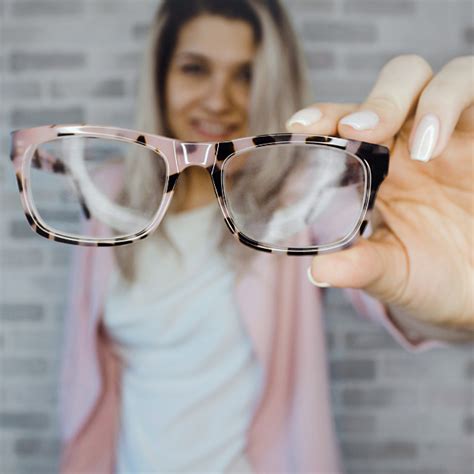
left=174, top=14, right=257, bottom=65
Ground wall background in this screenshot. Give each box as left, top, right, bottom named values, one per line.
left=0, top=0, right=473, bottom=473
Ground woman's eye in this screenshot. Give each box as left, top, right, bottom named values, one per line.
left=180, top=63, right=207, bottom=76
left=236, top=65, right=252, bottom=84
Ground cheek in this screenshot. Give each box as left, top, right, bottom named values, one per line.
left=166, top=82, right=191, bottom=118
left=232, top=86, right=251, bottom=126
left=166, top=73, right=203, bottom=124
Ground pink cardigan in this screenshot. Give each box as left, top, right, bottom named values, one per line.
left=58, top=236, right=441, bottom=473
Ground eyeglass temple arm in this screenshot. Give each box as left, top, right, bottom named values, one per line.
left=31, top=150, right=91, bottom=220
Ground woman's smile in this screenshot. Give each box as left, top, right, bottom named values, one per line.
left=190, top=118, right=240, bottom=141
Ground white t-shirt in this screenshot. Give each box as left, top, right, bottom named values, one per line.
left=104, top=203, right=262, bottom=473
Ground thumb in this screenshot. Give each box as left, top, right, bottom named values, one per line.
left=308, top=230, right=408, bottom=304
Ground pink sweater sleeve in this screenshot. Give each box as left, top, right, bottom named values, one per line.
left=343, top=288, right=449, bottom=353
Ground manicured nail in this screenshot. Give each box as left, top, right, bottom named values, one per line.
left=340, top=110, right=380, bottom=131
left=307, top=267, right=331, bottom=288
left=286, top=107, right=323, bottom=128
left=410, top=114, right=440, bottom=162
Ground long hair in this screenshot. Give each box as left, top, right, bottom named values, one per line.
left=115, top=0, right=313, bottom=281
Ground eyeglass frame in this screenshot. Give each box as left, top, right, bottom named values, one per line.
left=9, top=124, right=390, bottom=255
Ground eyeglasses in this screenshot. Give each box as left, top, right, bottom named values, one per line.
left=9, top=125, right=389, bottom=255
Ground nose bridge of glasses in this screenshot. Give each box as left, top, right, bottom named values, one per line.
left=174, top=142, right=217, bottom=172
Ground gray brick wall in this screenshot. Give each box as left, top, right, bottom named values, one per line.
left=1, top=0, right=473, bottom=473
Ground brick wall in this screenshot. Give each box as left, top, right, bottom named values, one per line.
left=0, top=0, right=473, bottom=473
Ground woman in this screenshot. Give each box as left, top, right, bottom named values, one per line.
left=59, top=0, right=473, bottom=472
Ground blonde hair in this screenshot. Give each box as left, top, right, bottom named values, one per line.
left=116, top=0, right=313, bottom=281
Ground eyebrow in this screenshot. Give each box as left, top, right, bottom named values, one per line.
left=174, top=51, right=253, bottom=67
left=174, top=52, right=207, bottom=62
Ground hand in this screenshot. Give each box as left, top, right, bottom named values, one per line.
left=287, top=55, right=474, bottom=332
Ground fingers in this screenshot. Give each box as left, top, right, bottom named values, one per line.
left=308, top=229, right=407, bottom=301
left=456, top=103, right=474, bottom=132
left=288, top=55, right=474, bottom=164
left=286, top=103, right=358, bottom=135
left=336, top=54, right=434, bottom=145
left=408, top=56, right=474, bottom=162
left=456, top=104, right=474, bottom=133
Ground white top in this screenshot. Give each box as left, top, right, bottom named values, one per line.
left=104, top=203, right=262, bottom=473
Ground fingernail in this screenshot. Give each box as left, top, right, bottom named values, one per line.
left=307, top=267, right=331, bottom=288
left=340, top=110, right=380, bottom=131
left=286, top=108, right=323, bottom=129
left=410, top=114, right=440, bottom=162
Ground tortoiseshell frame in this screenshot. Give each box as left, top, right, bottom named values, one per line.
left=10, top=125, right=389, bottom=256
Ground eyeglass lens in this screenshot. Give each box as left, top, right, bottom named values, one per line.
left=223, top=144, right=367, bottom=248
left=29, top=136, right=168, bottom=240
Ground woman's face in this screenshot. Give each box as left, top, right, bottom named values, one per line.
left=165, top=14, right=256, bottom=142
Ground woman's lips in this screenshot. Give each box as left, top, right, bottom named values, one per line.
left=190, top=119, right=238, bottom=140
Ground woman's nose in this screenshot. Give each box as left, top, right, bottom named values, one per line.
left=202, top=76, right=232, bottom=113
